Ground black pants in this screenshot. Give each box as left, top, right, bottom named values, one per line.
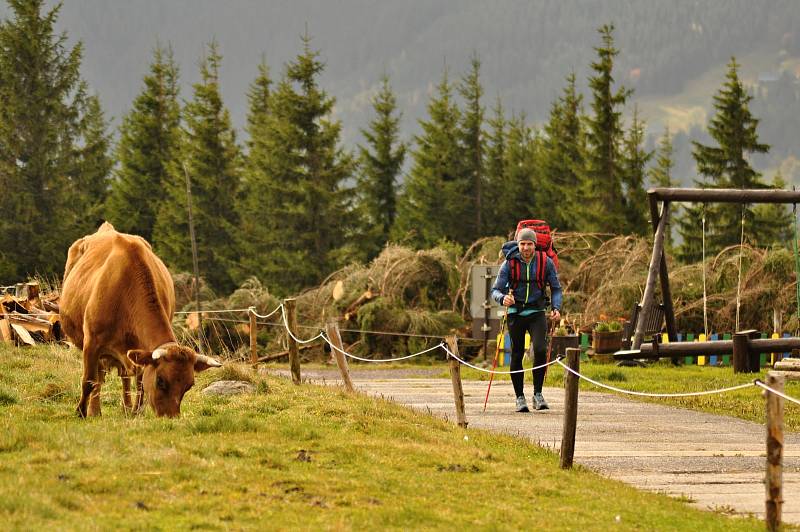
left=507, top=311, right=548, bottom=397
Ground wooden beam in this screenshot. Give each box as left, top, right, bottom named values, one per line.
left=445, top=335, right=468, bottom=428
left=616, top=336, right=800, bottom=360
left=633, top=201, right=669, bottom=349
left=649, top=197, right=677, bottom=342
left=560, top=347, right=580, bottom=469
left=649, top=187, right=800, bottom=204
left=284, top=298, right=301, bottom=385
left=325, top=318, right=355, bottom=393
left=765, top=372, right=784, bottom=531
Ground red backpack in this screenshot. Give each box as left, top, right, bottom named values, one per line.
left=509, top=219, right=558, bottom=290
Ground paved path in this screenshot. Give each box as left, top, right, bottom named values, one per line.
left=281, top=368, right=800, bottom=524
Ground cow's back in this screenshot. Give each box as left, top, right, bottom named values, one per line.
left=60, top=224, right=175, bottom=354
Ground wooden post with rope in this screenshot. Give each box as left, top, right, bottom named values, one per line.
left=249, top=307, right=258, bottom=365
left=284, top=298, right=301, bottom=385
left=445, top=335, right=468, bottom=428
left=765, top=372, right=784, bottom=531
left=560, top=347, right=580, bottom=469
left=325, top=318, right=355, bottom=393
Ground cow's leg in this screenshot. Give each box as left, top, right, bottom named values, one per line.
left=77, top=340, right=102, bottom=418
left=120, top=369, right=134, bottom=415
left=134, top=371, right=145, bottom=414
left=88, top=365, right=107, bottom=417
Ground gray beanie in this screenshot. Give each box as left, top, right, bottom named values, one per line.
left=517, top=228, right=536, bottom=243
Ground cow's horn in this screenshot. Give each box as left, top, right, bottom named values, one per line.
left=152, top=348, right=167, bottom=360
left=196, top=354, right=223, bottom=367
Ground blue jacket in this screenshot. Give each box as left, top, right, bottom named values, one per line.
left=491, top=240, right=563, bottom=311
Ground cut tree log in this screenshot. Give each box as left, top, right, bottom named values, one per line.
left=0, top=319, right=12, bottom=344
left=343, top=289, right=376, bottom=321
left=10, top=322, right=35, bottom=346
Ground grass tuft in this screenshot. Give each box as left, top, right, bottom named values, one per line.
left=0, top=387, right=18, bottom=406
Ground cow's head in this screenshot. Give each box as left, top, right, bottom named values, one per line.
left=127, top=344, right=222, bottom=417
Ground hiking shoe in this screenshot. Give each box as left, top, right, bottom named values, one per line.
left=533, top=393, right=549, bottom=411
left=515, top=395, right=530, bottom=413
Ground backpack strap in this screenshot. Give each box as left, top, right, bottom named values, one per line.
left=508, top=258, right=521, bottom=289
left=535, top=250, right=547, bottom=290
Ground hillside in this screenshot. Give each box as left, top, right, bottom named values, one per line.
left=3, top=0, right=799, bottom=181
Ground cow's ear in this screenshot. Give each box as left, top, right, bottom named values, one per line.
left=194, top=354, right=223, bottom=372
left=127, top=349, right=156, bottom=367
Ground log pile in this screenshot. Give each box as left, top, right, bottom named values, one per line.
left=0, top=282, right=61, bottom=346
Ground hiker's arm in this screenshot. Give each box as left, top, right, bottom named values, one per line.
left=491, top=262, right=512, bottom=305
left=548, top=258, right=563, bottom=315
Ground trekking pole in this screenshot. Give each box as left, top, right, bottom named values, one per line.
left=543, top=318, right=557, bottom=380
left=483, top=290, right=511, bottom=413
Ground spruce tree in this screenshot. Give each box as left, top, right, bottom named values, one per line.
left=153, top=41, right=241, bottom=295
left=621, top=106, right=651, bottom=235
left=583, top=24, right=631, bottom=233
left=540, top=73, right=586, bottom=231
left=482, top=97, right=508, bottom=237
left=0, top=0, right=108, bottom=282
left=457, top=54, right=485, bottom=239
left=106, top=45, right=180, bottom=242
left=354, top=74, right=406, bottom=261
left=235, top=58, right=273, bottom=283
left=242, top=34, right=355, bottom=294
left=394, top=67, right=467, bottom=247
left=67, top=93, right=113, bottom=239
left=492, top=114, right=538, bottom=238
left=649, top=127, right=679, bottom=250
left=690, top=57, right=770, bottom=253
left=751, top=172, right=792, bottom=248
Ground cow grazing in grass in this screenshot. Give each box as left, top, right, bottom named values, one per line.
left=60, top=222, right=221, bottom=418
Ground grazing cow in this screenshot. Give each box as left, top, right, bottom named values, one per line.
left=60, top=222, right=221, bottom=417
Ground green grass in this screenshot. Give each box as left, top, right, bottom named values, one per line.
left=459, top=358, right=800, bottom=432
left=0, top=344, right=766, bottom=530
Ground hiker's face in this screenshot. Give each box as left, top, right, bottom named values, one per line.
left=519, top=240, right=535, bottom=261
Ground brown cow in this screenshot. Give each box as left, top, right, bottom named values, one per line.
left=60, top=222, right=221, bottom=417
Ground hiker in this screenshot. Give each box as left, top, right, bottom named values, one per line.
left=492, top=228, right=562, bottom=412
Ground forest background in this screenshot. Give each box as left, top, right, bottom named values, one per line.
left=2, top=0, right=800, bottom=345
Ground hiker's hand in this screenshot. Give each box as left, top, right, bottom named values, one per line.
left=502, top=294, right=515, bottom=306
left=550, top=309, right=561, bottom=321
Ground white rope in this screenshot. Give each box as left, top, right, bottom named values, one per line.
left=280, top=305, right=324, bottom=344
left=442, top=344, right=562, bottom=374
left=754, top=380, right=800, bottom=407
left=322, top=333, right=444, bottom=362
left=735, top=207, right=745, bottom=331
left=249, top=304, right=283, bottom=320
left=556, top=359, right=754, bottom=397
left=702, top=208, right=708, bottom=337
left=174, top=308, right=255, bottom=315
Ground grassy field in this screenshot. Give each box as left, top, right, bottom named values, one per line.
left=458, top=357, right=800, bottom=432
left=0, top=344, right=767, bottom=530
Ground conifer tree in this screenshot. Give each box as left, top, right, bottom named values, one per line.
left=458, top=54, right=485, bottom=239
left=106, top=45, right=180, bottom=241
left=482, top=97, right=508, bottom=237
left=583, top=24, right=631, bottom=233
left=621, top=106, right=651, bottom=235
left=394, top=68, right=467, bottom=247
left=354, top=74, right=406, bottom=261
left=751, top=172, right=793, bottom=248
left=690, top=57, right=770, bottom=253
left=491, top=114, right=538, bottom=238
left=235, top=58, right=274, bottom=283
left=649, top=127, right=679, bottom=250
left=153, top=42, right=241, bottom=295
left=0, top=0, right=110, bottom=282
left=68, top=94, right=113, bottom=238
left=242, top=35, right=355, bottom=294
left=540, top=73, right=586, bottom=231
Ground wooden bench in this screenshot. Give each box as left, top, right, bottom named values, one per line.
left=622, top=302, right=665, bottom=350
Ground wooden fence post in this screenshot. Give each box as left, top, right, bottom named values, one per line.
left=560, top=347, right=581, bottom=469
left=249, top=307, right=258, bottom=365
left=325, top=318, right=355, bottom=392
left=765, top=372, right=784, bottom=531
left=284, top=298, right=301, bottom=384
left=445, top=335, right=468, bottom=428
